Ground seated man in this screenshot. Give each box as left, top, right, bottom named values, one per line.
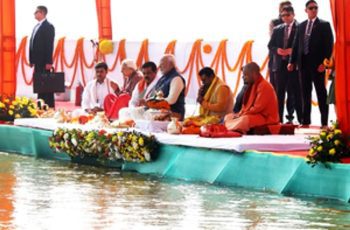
left=224, top=62, right=279, bottom=133
left=197, top=67, right=233, bottom=119
left=104, top=59, right=142, bottom=119
left=129, top=61, right=158, bottom=107
left=118, top=61, right=159, bottom=120
left=149, top=54, right=186, bottom=120
left=233, top=76, right=248, bottom=113
left=81, top=62, right=113, bottom=113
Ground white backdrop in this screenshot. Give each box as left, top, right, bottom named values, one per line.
left=14, top=0, right=335, bottom=125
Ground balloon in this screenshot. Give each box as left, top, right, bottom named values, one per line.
left=99, top=39, right=114, bottom=54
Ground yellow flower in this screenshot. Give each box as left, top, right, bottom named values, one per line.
left=138, top=137, right=144, bottom=146
left=9, top=105, right=14, bottom=109
left=327, top=134, right=333, bottom=140
left=334, top=140, right=341, bottom=146
left=309, top=148, right=315, bottom=156
left=15, top=114, right=21, bottom=119
left=317, top=146, right=323, bottom=152
left=329, top=148, right=336, bottom=155
left=0, top=102, right=5, bottom=108
left=12, top=101, right=18, bottom=106
left=334, top=129, right=342, bottom=135
left=320, top=131, right=327, bottom=138
left=21, top=97, right=29, bottom=104
left=8, top=110, right=14, bottom=115
left=4, top=99, right=10, bottom=103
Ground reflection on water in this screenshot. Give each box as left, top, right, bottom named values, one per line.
left=0, top=152, right=350, bottom=229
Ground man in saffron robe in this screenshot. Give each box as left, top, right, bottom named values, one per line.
left=197, top=67, right=233, bottom=119
left=224, top=62, right=279, bottom=133
left=104, top=59, right=142, bottom=119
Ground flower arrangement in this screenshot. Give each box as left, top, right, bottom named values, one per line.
left=49, top=128, right=158, bottom=163
left=307, top=121, right=349, bottom=168
left=0, top=95, right=37, bottom=120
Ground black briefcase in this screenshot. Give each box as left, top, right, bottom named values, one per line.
left=33, top=69, right=65, bottom=94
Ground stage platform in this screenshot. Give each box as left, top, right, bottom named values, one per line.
left=1, top=121, right=350, bottom=203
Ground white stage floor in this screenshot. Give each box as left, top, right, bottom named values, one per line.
left=14, top=118, right=311, bottom=153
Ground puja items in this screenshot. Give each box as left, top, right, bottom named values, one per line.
left=144, top=109, right=171, bottom=121
left=87, top=111, right=111, bottom=128
left=167, top=117, right=182, bottom=134
left=146, top=99, right=170, bottom=110
left=53, top=109, right=71, bottom=123
left=181, top=115, right=220, bottom=134
left=200, top=124, right=242, bottom=138
left=110, top=119, right=136, bottom=129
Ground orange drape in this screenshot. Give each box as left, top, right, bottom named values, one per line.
left=330, top=0, right=350, bottom=136
left=95, top=0, right=112, bottom=40
left=0, top=0, right=16, bottom=96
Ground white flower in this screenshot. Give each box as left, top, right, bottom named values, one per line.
left=71, top=138, right=78, bottom=146
left=63, top=133, right=69, bottom=140
left=115, top=152, right=122, bottom=159
left=144, top=152, right=151, bottom=161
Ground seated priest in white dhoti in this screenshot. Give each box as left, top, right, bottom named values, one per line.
left=119, top=61, right=159, bottom=120
left=81, top=62, right=113, bottom=113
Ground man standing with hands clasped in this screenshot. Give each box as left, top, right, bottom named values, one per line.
left=268, top=6, right=302, bottom=124
left=288, top=0, right=333, bottom=128
left=29, top=5, right=55, bottom=108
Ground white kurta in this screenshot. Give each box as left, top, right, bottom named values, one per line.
left=129, top=77, right=159, bottom=107
left=81, top=79, right=112, bottom=110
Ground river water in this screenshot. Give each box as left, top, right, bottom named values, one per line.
left=0, top=152, right=349, bottom=229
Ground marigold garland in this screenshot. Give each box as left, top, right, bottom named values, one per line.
left=49, top=128, right=159, bottom=163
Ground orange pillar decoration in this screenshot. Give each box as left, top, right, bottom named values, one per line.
left=0, top=0, right=16, bottom=96
left=95, top=0, right=113, bottom=40
left=330, top=0, right=350, bottom=136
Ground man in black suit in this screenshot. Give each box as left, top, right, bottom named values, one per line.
left=268, top=1, right=292, bottom=92
left=268, top=6, right=302, bottom=124
left=29, top=5, right=55, bottom=108
left=288, top=0, right=333, bottom=128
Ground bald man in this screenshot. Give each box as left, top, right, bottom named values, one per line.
left=150, top=54, right=186, bottom=120
left=224, top=62, right=279, bottom=133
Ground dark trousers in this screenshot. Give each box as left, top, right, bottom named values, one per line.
left=34, top=64, right=55, bottom=108
left=301, top=56, right=329, bottom=126
left=275, top=61, right=303, bottom=123
left=269, top=68, right=278, bottom=93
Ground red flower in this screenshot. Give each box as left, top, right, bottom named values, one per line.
left=98, top=130, right=107, bottom=136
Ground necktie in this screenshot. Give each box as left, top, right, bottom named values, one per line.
left=282, top=25, right=289, bottom=60
left=303, top=20, right=313, bottom=55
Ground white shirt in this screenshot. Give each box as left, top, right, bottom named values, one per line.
left=285, top=20, right=295, bottom=38
left=165, top=76, right=185, bottom=105
left=82, top=79, right=112, bottom=110
left=31, top=18, right=46, bottom=48
left=129, top=76, right=159, bottom=107
left=305, top=17, right=316, bottom=36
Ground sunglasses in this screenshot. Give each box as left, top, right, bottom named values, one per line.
left=308, top=6, right=318, bottom=10
left=281, top=13, right=291, bottom=17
